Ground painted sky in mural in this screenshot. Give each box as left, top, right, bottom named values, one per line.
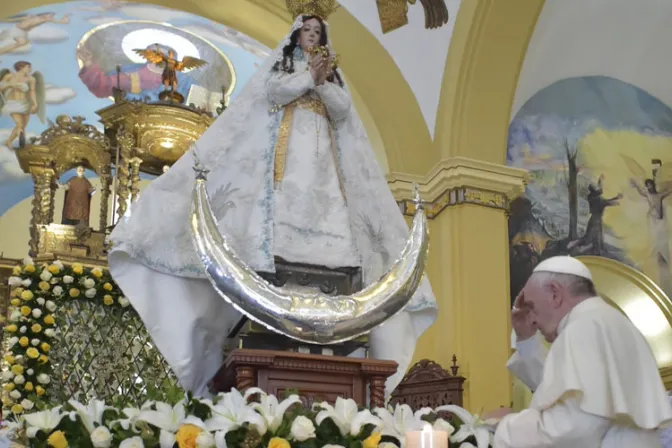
left=508, top=75, right=672, bottom=301
left=0, top=0, right=269, bottom=216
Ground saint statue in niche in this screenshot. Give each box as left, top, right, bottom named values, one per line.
left=107, top=12, right=437, bottom=397
left=59, top=166, right=95, bottom=227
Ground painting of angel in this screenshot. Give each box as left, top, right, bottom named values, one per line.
left=0, top=12, right=70, bottom=56
left=0, top=60, right=45, bottom=148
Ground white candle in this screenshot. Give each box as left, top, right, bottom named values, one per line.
left=405, top=424, right=448, bottom=448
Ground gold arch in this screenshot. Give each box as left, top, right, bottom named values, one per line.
left=2, top=0, right=432, bottom=174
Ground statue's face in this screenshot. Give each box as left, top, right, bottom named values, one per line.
left=299, top=18, right=322, bottom=51
left=76, top=166, right=85, bottom=176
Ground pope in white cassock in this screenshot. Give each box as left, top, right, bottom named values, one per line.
left=485, top=256, right=672, bottom=447
left=107, top=10, right=437, bottom=397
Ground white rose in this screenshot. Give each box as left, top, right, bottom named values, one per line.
left=196, top=431, right=215, bottom=448
left=45, top=300, right=57, bottom=312
left=85, top=288, right=97, bottom=298
left=433, top=418, right=455, bottom=436
left=119, top=436, right=145, bottom=448
left=36, top=298, right=45, bottom=306
left=37, top=374, right=50, bottom=385
left=8, top=277, right=22, bottom=287
left=10, top=310, right=21, bottom=322
left=44, top=329, right=55, bottom=338
left=7, top=337, right=19, bottom=348
left=14, top=355, right=23, bottom=362
left=2, top=371, right=14, bottom=381
left=50, top=278, right=59, bottom=284
left=90, top=425, right=113, bottom=448
left=118, top=297, right=130, bottom=307
left=31, top=339, right=40, bottom=346
left=31, top=309, right=42, bottom=319
left=52, top=286, right=63, bottom=297
left=9, top=390, right=21, bottom=399
left=21, top=279, right=31, bottom=287
left=53, top=260, right=64, bottom=270
left=63, top=276, right=74, bottom=284
left=290, top=416, right=316, bottom=441
left=23, top=257, right=34, bottom=266
left=83, top=278, right=95, bottom=289
left=19, top=326, right=26, bottom=334
left=26, top=369, right=34, bottom=376
left=13, top=375, right=24, bottom=385
left=20, top=398, right=34, bottom=411
left=39, top=270, right=52, bottom=282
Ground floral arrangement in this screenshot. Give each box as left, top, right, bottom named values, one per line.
left=0, top=388, right=494, bottom=448
left=2, top=258, right=129, bottom=415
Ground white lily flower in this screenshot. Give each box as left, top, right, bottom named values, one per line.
left=137, top=400, right=187, bottom=433
left=435, top=405, right=492, bottom=448
left=24, top=406, right=65, bottom=438
left=0, top=419, right=23, bottom=439
left=373, top=404, right=432, bottom=445
left=160, top=429, right=176, bottom=448
left=110, top=405, right=149, bottom=433
left=314, top=397, right=381, bottom=437
left=245, top=387, right=302, bottom=434
left=204, top=389, right=265, bottom=435
left=68, top=399, right=114, bottom=433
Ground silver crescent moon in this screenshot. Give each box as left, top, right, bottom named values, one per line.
left=189, top=165, right=429, bottom=344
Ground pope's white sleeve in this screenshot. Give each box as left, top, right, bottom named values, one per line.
left=493, top=396, right=611, bottom=447
left=506, top=333, right=547, bottom=391
left=315, top=82, right=351, bottom=121
left=266, top=71, right=315, bottom=106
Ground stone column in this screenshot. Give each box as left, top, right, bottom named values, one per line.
left=388, top=156, right=528, bottom=412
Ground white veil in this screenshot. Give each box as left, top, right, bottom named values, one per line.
left=108, top=16, right=437, bottom=395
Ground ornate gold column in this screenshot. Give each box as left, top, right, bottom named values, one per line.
left=28, top=167, right=56, bottom=255
left=115, top=128, right=134, bottom=222
left=389, top=157, right=528, bottom=412
left=129, top=156, right=143, bottom=202
left=98, top=171, right=112, bottom=231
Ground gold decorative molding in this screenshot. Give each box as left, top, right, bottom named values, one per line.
left=387, top=156, right=529, bottom=218
left=35, top=224, right=108, bottom=264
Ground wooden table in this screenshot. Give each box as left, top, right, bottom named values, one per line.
left=210, top=348, right=398, bottom=408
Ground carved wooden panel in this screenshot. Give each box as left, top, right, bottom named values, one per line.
left=389, top=357, right=465, bottom=410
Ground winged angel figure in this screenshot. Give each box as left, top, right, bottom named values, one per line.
left=410, top=0, right=449, bottom=29
left=621, top=154, right=672, bottom=293
left=378, top=0, right=449, bottom=33
left=0, top=61, right=45, bottom=148
left=133, top=45, right=208, bottom=92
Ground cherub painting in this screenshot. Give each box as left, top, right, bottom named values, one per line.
left=0, top=60, right=45, bottom=148
left=0, top=12, right=70, bottom=56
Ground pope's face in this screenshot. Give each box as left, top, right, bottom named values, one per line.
left=299, top=18, right=322, bottom=51
left=521, top=275, right=561, bottom=342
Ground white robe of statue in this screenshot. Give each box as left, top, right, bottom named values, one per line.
left=500, top=297, right=672, bottom=447
left=107, top=16, right=437, bottom=398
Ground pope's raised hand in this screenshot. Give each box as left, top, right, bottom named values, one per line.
left=512, top=291, right=537, bottom=341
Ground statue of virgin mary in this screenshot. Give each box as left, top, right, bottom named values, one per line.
left=108, top=6, right=438, bottom=397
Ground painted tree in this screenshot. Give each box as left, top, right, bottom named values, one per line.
left=564, top=139, right=579, bottom=240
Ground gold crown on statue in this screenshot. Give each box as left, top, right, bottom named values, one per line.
left=286, top=0, right=340, bottom=20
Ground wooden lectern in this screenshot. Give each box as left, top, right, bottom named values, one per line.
left=210, top=349, right=397, bottom=408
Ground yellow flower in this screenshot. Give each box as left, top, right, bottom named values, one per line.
left=363, top=433, right=382, bottom=448
left=268, top=437, right=291, bottom=448
left=72, top=263, right=83, bottom=275
left=5, top=324, right=17, bottom=333
left=20, top=290, right=33, bottom=301
left=103, top=295, right=114, bottom=306
left=44, top=315, right=55, bottom=325
left=91, top=268, right=103, bottom=278
left=4, top=354, right=15, bottom=364
left=10, top=365, right=23, bottom=375
left=41, top=342, right=51, bottom=353
left=19, top=336, right=29, bottom=347
left=36, top=385, right=45, bottom=396
left=12, top=287, right=23, bottom=297
left=11, top=404, right=24, bottom=414
left=69, top=288, right=80, bottom=298
left=39, top=281, right=51, bottom=292
left=24, top=381, right=34, bottom=392
left=26, top=347, right=39, bottom=359
left=175, top=424, right=202, bottom=448
left=20, top=306, right=31, bottom=316
left=38, top=354, right=49, bottom=364
left=12, top=266, right=21, bottom=275
left=3, top=383, right=14, bottom=391
left=48, top=265, right=60, bottom=275
left=2, top=396, right=13, bottom=406
left=23, top=264, right=35, bottom=273
left=32, top=323, right=42, bottom=333
left=103, top=282, right=113, bottom=291
left=47, top=430, right=68, bottom=448
left=10, top=298, right=20, bottom=307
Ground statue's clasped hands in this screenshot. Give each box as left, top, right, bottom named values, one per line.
left=309, top=53, right=336, bottom=86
